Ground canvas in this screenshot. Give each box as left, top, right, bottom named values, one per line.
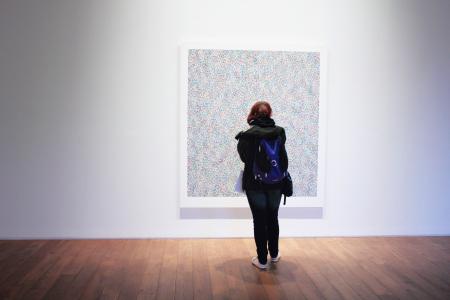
left=179, top=42, right=327, bottom=209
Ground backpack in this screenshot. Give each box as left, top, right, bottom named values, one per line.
left=252, top=136, right=287, bottom=185
left=252, top=136, right=292, bottom=205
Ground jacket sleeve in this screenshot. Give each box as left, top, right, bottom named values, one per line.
left=280, top=128, right=289, bottom=171
left=237, top=135, right=250, bottom=163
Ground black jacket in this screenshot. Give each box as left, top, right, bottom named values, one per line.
left=235, top=116, right=288, bottom=191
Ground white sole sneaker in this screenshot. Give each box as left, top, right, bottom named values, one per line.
left=271, top=252, right=281, bottom=263
left=251, top=257, right=269, bottom=270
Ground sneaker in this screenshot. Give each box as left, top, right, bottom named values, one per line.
left=251, top=256, right=269, bottom=270
left=271, top=252, right=281, bottom=263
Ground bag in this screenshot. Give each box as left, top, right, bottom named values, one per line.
left=281, top=171, right=293, bottom=205
left=252, top=136, right=287, bottom=184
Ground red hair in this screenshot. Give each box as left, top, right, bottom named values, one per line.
left=247, top=101, right=272, bottom=124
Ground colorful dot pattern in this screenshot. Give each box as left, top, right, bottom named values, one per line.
left=187, top=49, right=321, bottom=197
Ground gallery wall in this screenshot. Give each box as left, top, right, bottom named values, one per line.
left=0, top=0, right=449, bottom=238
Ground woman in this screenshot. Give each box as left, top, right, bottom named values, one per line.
left=235, top=101, right=288, bottom=270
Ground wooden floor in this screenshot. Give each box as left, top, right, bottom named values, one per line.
left=0, top=237, right=449, bottom=300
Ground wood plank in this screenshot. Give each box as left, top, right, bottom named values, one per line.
left=329, top=237, right=394, bottom=298
left=222, top=238, right=249, bottom=300
left=116, top=239, right=150, bottom=300
left=348, top=237, right=431, bottom=299
left=20, top=241, right=81, bottom=299
left=311, top=237, right=379, bottom=300
left=61, top=240, right=108, bottom=300
left=98, top=240, right=130, bottom=300
left=7, top=240, right=73, bottom=299
left=42, top=274, right=76, bottom=300
left=207, top=238, right=232, bottom=299
left=0, top=240, right=54, bottom=296
left=381, top=237, right=450, bottom=298
left=285, top=238, right=345, bottom=299
left=79, top=240, right=119, bottom=300
left=137, top=239, right=166, bottom=300
left=281, top=238, right=329, bottom=300
left=175, top=239, right=194, bottom=300
left=191, top=239, right=213, bottom=300
left=154, top=239, right=178, bottom=299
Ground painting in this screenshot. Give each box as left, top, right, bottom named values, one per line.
left=179, top=42, right=327, bottom=210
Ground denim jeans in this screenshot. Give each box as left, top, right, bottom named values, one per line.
left=245, top=189, right=282, bottom=264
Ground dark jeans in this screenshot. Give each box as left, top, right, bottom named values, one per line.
left=245, top=189, right=282, bottom=264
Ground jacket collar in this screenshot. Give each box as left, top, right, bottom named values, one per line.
left=235, top=116, right=282, bottom=140
left=249, top=116, right=276, bottom=127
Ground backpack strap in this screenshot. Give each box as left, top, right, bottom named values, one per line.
left=283, top=194, right=286, bottom=205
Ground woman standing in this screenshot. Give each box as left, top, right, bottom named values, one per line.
left=235, top=101, right=289, bottom=270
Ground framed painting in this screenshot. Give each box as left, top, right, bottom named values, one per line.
left=178, top=42, right=327, bottom=218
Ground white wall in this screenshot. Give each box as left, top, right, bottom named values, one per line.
left=0, top=0, right=449, bottom=238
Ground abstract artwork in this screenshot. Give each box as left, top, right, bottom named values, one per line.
left=179, top=43, right=327, bottom=209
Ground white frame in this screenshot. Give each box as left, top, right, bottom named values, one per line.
left=179, top=41, right=328, bottom=210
